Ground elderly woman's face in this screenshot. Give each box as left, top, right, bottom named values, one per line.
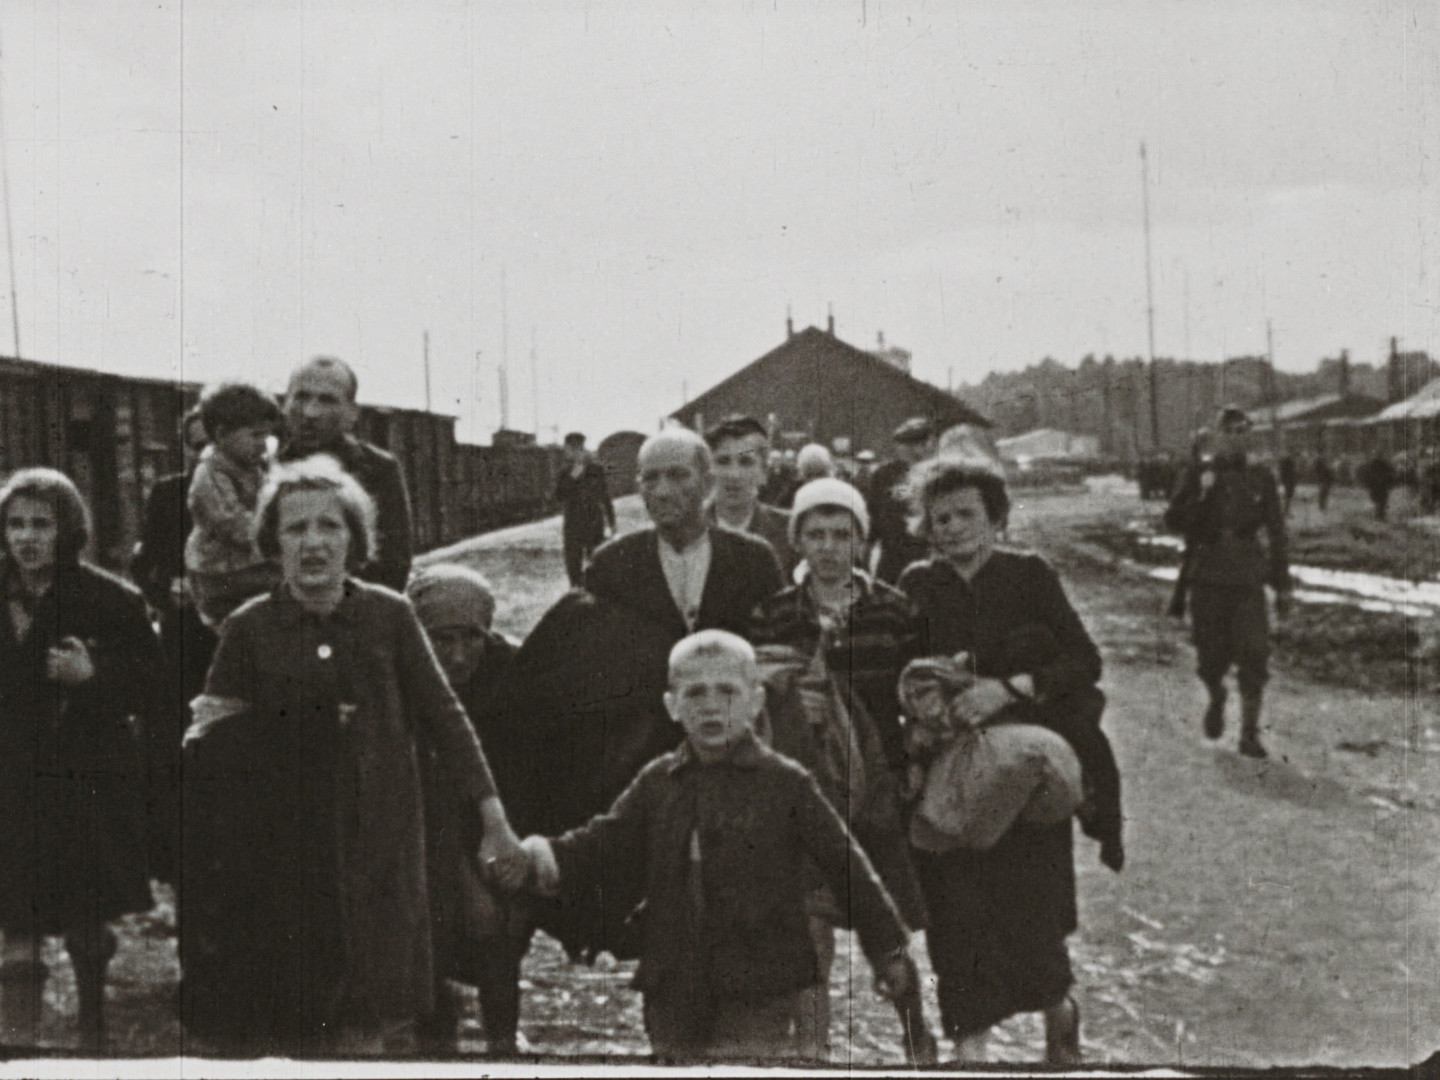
left=276, top=488, right=351, bottom=593
left=4, top=496, right=59, bottom=576
left=426, top=624, right=488, bottom=688
left=929, top=486, right=998, bottom=569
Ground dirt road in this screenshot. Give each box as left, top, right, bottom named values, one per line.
left=38, top=485, right=1440, bottom=1067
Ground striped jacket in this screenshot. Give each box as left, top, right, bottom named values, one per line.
left=749, top=569, right=922, bottom=770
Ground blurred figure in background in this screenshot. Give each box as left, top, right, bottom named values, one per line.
left=554, top=433, right=615, bottom=587
left=1357, top=452, right=1397, bottom=522
left=795, top=443, right=835, bottom=483
left=1277, top=453, right=1298, bottom=516
left=132, top=407, right=210, bottom=885
left=1313, top=455, right=1335, bottom=513
left=867, top=418, right=937, bottom=585
left=1165, top=407, right=1291, bottom=758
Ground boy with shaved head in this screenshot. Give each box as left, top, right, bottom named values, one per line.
left=522, top=630, right=916, bottom=1062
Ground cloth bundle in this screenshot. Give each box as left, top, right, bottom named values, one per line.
left=900, top=655, right=1083, bottom=853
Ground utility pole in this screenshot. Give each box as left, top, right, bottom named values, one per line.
left=1141, top=140, right=1161, bottom=454
left=422, top=330, right=432, bottom=413
left=498, top=360, right=509, bottom=431
left=500, top=265, right=509, bottom=430
left=472, top=349, right=482, bottom=438
left=1266, top=318, right=1280, bottom=455
left=529, top=326, right=539, bottom=437
left=0, top=27, right=19, bottom=357
left=1183, top=268, right=1191, bottom=363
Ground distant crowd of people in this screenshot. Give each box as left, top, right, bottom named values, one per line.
left=9, top=355, right=1261, bottom=1065
left=1143, top=443, right=1440, bottom=526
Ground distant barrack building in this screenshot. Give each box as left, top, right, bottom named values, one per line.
left=670, top=318, right=989, bottom=453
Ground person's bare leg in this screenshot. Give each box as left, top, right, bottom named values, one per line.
left=954, top=1029, right=990, bottom=1062
left=1043, top=994, right=1081, bottom=1064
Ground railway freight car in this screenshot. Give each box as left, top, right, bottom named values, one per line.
left=0, top=355, right=565, bottom=573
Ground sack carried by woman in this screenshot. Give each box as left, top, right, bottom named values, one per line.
left=900, top=656, right=1083, bottom=853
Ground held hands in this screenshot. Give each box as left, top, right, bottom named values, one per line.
left=46, top=637, right=95, bottom=685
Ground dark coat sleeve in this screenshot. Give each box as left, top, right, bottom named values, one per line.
left=1025, top=557, right=1102, bottom=701
left=549, top=760, right=655, bottom=899
left=1163, top=464, right=1204, bottom=536
left=1255, top=468, right=1291, bottom=591
left=371, top=452, right=414, bottom=592
left=790, top=766, right=910, bottom=964
left=581, top=534, right=630, bottom=603
left=132, top=474, right=190, bottom=610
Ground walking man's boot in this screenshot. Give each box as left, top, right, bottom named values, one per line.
left=1238, top=693, right=1268, bottom=759
left=1202, top=681, right=1227, bottom=740
left=0, top=957, right=47, bottom=1046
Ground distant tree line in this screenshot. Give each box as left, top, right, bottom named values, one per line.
left=956, top=345, right=1437, bottom=459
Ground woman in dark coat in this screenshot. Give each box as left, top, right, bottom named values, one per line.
left=181, top=456, right=529, bottom=1054
left=0, top=468, right=159, bottom=1048
left=406, top=563, right=531, bottom=1054
left=896, top=459, right=1123, bottom=1065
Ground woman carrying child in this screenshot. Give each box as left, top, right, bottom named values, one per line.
left=896, top=458, right=1123, bottom=1064
left=181, top=456, right=529, bottom=1053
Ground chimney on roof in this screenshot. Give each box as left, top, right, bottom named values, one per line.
left=1338, top=349, right=1351, bottom=396
left=877, top=330, right=885, bottom=348
left=786, top=305, right=794, bottom=339
left=826, top=303, right=835, bottom=336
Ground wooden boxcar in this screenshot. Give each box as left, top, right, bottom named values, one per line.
left=0, top=356, right=563, bottom=573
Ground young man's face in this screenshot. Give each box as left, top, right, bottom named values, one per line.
left=796, top=507, right=861, bottom=586
left=664, top=652, right=764, bottom=759
left=711, top=433, right=768, bottom=507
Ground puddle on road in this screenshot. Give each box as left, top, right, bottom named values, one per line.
left=1128, top=527, right=1440, bottom=617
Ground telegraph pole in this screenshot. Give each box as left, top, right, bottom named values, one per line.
left=0, top=28, right=21, bottom=356
left=529, top=326, right=539, bottom=437
left=422, top=330, right=432, bottom=413
left=1266, top=318, right=1280, bottom=455
left=1141, top=140, right=1161, bottom=453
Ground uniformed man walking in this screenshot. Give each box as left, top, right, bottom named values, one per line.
left=867, top=417, right=938, bottom=584
left=1165, top=407, right=1292, bottom=758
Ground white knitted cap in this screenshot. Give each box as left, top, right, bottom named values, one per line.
left=788, top=478, right=870, bottom=544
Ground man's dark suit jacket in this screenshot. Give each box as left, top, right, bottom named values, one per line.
left=584, top=525, right=784, bottom=641
left=279, top=434, right=413, bottom=592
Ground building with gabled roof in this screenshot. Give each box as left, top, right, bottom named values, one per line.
left=670, top=319, right=988, bottom=454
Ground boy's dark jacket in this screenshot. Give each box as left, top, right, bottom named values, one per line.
left=549, top=729, right=910, bottom=1007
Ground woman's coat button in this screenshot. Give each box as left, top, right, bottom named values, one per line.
left=317, top=644, right=333, bottom=660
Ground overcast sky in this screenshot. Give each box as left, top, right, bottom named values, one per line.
left=1, top=1, right=1434, bottom=443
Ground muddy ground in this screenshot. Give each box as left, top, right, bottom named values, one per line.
left=18, top=482, right=1440, bottom=1068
